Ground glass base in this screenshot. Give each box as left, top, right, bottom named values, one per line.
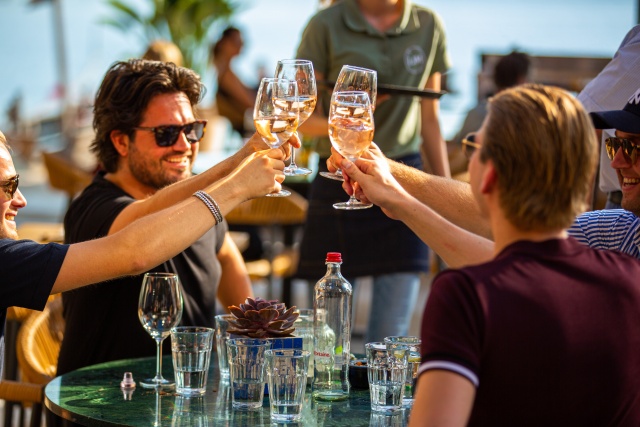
left=284, top=165, right=312, bottom=176
left=333, top=199, right=372, bottom=210
left=140, top=377, right=175, bottom=389
left=319, top=171, right=344, bottom=181
left=266, top=189, right=291, bottom=197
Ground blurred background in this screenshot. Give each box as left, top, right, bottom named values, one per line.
left=1, top=0, right=637, bottom=138
left=0, top=0, right=637, bottom=223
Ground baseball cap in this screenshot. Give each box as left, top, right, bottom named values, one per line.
left=590, top=87, right=640, bottom=133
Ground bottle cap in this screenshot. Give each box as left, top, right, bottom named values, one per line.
left=120, top=372, right=136, bottom=389
left=326, top=252, right=342, bottom=263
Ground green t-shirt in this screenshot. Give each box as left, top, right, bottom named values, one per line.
left=296, top=0, right=450, bottom=159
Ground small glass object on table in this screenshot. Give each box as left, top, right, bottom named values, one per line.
left=137, top=272, right=183, bottom=388
left=265, top=349, right=310, bottom=422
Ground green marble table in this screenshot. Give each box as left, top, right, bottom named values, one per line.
left=44, top=355, right=409, bottom=426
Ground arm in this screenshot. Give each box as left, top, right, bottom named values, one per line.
left=408, top=370, right=475, bottom=427
left=216, top=233, right=254, bottom=309
left=52, top=149, right=285, bottom=293
left=217, top=67, right=256, bottom=111
left=108, top=133, right=298, bottom=234
left=330, top=144, right=493, bottom=240
left=340, top=155, right=494, bottom=267
left=420, top=73, right=451, bottom=178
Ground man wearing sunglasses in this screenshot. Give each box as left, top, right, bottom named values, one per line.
left=334, top=85, right=640, bottom=424
left=56, top=59, right=294, bottom=375
left=0, top=129, right=285, bottom=379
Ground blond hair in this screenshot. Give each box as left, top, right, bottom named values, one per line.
left=142, top=40, right=184, bottom=67
left=480, top=84, right=597, bottom=231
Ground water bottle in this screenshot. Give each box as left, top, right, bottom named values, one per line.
left=312, top=252, right=352, bottom=401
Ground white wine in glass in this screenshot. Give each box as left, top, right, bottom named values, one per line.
left=321, top=65, right=377, bottom=181
left=254, top=77, right=299, bottom=197
left=274, top=59, right=317, bottom=176
left=328, top=91, right=374, bottom=210
left=138, top=272, right=183, bottom=388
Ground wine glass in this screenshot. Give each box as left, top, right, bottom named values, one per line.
left=275, top=59, right=317, bottom=176
left=328, top=91, right=374, bottom=210
left=138, top=272, right=184, bottom=388
left=321, top=65, right=377, bottom=181
left=254, top=77, right=299, bottom=197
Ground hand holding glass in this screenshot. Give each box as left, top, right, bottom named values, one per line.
left=138, top=272, right=183, bottom=388
left=321, top=65, right=377, bottom=181
left=328, top=91, right=374, bottom=210
left=275, top=59, right=317, bottom=176
left=254, top=77, right=299, bottom=197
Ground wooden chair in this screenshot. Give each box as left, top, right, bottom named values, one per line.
left=41, top=151, right=93, bottom=208
left=226, top=188, right=308, bottom=303
left=0, top=380, right=44, bottom=427
left=12, top=296, right=65, bottom=426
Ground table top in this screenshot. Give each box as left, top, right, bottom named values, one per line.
left=44, top=355, right=409, bottom=427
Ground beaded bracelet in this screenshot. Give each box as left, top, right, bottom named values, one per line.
left=193, top=190, right=223, bottom=224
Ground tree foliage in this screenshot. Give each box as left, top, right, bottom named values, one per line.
left=102, top=0, right=239, bottom=74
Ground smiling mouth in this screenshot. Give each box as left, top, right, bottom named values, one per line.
left=622, top=177, right=640, bottom=186
left=5, top=214, right=15, bottom=221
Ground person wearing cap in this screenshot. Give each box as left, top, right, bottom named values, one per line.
left=568, top=86, right=640, bottom=254
left=337, top=84, right=640, bottom=425
left=0, top=129, right=285, bottom=379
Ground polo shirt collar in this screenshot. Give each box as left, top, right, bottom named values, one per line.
left=343, top=0, right=418, bottom=36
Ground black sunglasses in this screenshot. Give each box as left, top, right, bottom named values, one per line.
left=462, top=133, right=481, bottom=160
left=134, top=120, right=207, bottom=147
left=0, top=174, right=19, bottom=200
left=605, top=137, right=640, bottom=164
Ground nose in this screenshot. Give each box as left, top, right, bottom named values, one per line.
left=610, top=145, right=633, bottom=169
left=12, top=189, right=27, bottom=208
left=172, top=130, right=193, bottom=152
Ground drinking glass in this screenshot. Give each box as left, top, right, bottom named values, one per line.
left=265, top=349, right=310, bottom=422
left=320, top=65, right=377, bottom=181
left=366, top=342, right=407, bottom=414
left=171, top=326, right=214, bottom=397
left=275, top=59, right=317, bottom=176
left=214, top=314, right=234, bottom=381
left=384, top=336, right=421, bottom=406
left=327, top=91, right=374, bottom=210
left=138, top=272, right=183, bottom=388
left=254, top=77, right=299, bottom=197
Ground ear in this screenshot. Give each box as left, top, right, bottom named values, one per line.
left=479, top=160, right=498, bottom=195
left=110, top=130, right=129, bottom=157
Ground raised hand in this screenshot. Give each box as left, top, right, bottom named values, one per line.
left=339, top=150, right=410, bottom=220
left=226, top=148, right=286, bottom=200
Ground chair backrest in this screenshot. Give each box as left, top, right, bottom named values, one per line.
left=16, top=296, right=65, bottom=385
left=41, top=151, right=92, bottom=204
left=225, top=188, right=308, bottom=226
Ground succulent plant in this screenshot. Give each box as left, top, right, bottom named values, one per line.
left=227, top=297, right=299, bottom=338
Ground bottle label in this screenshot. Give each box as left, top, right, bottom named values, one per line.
left=314, top=350, right=331, bottom=358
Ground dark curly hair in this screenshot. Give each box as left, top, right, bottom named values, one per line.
left=92, top=59, right=205, bottom=172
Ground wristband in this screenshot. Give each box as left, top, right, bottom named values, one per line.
left=193, top=190, right=223, bottom=224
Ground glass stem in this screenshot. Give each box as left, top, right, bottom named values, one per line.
left=289, top=131, right=299, bottom=168
left=155, top=339, right=163, bottom=380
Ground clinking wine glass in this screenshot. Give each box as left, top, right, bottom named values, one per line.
left=320, top=65, right=377, bottom=181
left=138, top=272, right=183, bottom=388
left=254, top=77, right=299, bottom=197
left=328, top=91, right=374, bottom=210
left=274, top=59, right=317, bottom=176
